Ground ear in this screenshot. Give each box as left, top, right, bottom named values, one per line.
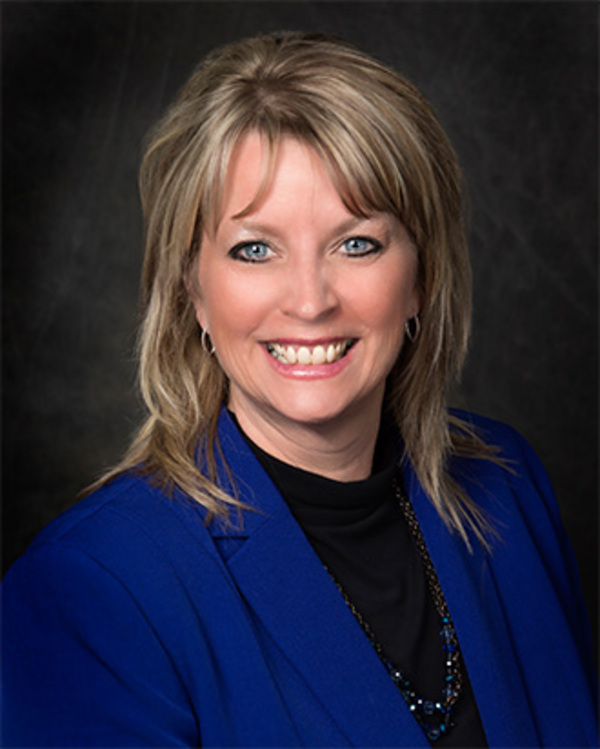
left=184, top=258, right=207, bottom=330
left=409, top=283, right=422, bottom=320
left=192, top=296, right=207, bottom=331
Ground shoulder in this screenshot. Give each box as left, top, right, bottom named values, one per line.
left=5, top=471, right=227, bottom=604
left=449, top=409, right=555, bottom=499
left=30, top=472, right=206, bottom=546
left=445, top=410, right=570, bottom=557
left=451, top=409, right=536, bottom=456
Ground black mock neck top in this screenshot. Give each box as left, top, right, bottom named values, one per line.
left=233, top=416, right=488, bottom=747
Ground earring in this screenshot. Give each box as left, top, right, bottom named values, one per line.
left=405, top=315, right=420, bottom=343
left=201, top=329, right=216, bottom=355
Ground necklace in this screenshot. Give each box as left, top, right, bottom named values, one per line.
left=327, top=481, right=463, bottom=742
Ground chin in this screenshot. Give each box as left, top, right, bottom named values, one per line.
left=267, top=392, right=372, bottom=430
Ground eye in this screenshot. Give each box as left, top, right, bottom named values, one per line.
left=341, top=236, right=383, bottom=257
left=229, top=241, right=274, bottom=263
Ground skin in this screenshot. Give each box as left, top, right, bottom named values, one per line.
left=191, top=132, right=420, bottom=481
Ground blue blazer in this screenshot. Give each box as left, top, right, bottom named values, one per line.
left=2, top=410, right=598, bottom=747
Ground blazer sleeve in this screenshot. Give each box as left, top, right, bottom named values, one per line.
left=2, top=543, right=199, bottom=747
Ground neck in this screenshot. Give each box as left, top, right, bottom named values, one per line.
left=229, top=402, right=382, bottom=482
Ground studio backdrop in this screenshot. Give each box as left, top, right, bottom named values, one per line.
left=3, top=2, right=598, bottom=649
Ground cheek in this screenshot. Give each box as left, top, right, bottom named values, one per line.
left=201, top=271, right=274, bottom=341
left=195, top=253, right=245, bottom=330
left=352, top=262, right=418, bottom=327
left=392, top=256, right=420, bottom=318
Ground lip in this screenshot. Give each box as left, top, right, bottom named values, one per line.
left=262, top=337, right=355, bottom=351
left=265, top=337, right=350, bottom=344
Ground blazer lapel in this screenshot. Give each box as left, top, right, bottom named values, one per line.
left=212, top=410, right=428, bottom=747
left=404, top=460, right=540, bottom=746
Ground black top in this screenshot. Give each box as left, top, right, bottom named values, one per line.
left=233, top=416, right=488, bottom=747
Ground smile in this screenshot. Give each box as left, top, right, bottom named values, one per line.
left=265, top=339, right=356, bottom=366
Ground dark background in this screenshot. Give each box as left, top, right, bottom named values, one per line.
left=3, top=2, right=598, bottom=652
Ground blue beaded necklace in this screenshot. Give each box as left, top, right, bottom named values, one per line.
left=327, top=482, right=463, bottom=742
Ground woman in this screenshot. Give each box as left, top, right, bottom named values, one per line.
left=3, top=32, right=597, bottom=747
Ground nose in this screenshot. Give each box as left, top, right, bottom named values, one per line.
left=281, top=255, right=339, bottom=322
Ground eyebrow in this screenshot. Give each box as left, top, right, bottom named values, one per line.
left=229, top=214, right=386, bottom=240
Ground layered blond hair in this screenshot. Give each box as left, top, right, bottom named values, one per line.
left=100, top=32, right=497, bottom=547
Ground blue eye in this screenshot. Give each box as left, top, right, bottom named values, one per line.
left=342, top=236, right=382, bottom=257
left=230, top=241, right=273, bottom=263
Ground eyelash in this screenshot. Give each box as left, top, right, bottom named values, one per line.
left=228, top=241, right=274, bottom=263
left=228, top=235, right=384, bottom=263
left=341, top=236, right=383, bottom=257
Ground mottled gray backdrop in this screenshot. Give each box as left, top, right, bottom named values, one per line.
left=3, top=2, right=598, bottom=650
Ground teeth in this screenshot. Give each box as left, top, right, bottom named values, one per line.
left=312, top=345, right=326, bottom=365
left=267, top=340, right=353, bottom=365
left=297, top=346, right=311, bottom=365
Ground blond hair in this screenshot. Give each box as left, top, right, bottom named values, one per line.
left=98, top=32, right=498, bottom=547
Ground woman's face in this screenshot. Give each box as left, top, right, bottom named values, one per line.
left=192, top=132, right=420, bottom=438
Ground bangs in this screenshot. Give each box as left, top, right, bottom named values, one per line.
left=196, top=122, right=409, bottom=242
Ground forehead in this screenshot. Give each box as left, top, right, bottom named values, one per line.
left=218, top=132, right=339, bottom=221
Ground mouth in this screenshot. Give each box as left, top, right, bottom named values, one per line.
left=265, top=339, right=356, bottom=366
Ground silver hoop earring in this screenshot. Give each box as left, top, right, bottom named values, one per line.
left=405, top=315, right=420, bottom=343
left=201, top=329, right=216, bottom=355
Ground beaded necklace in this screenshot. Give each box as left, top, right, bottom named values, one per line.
left=327, top=482, right=463, bottom=743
